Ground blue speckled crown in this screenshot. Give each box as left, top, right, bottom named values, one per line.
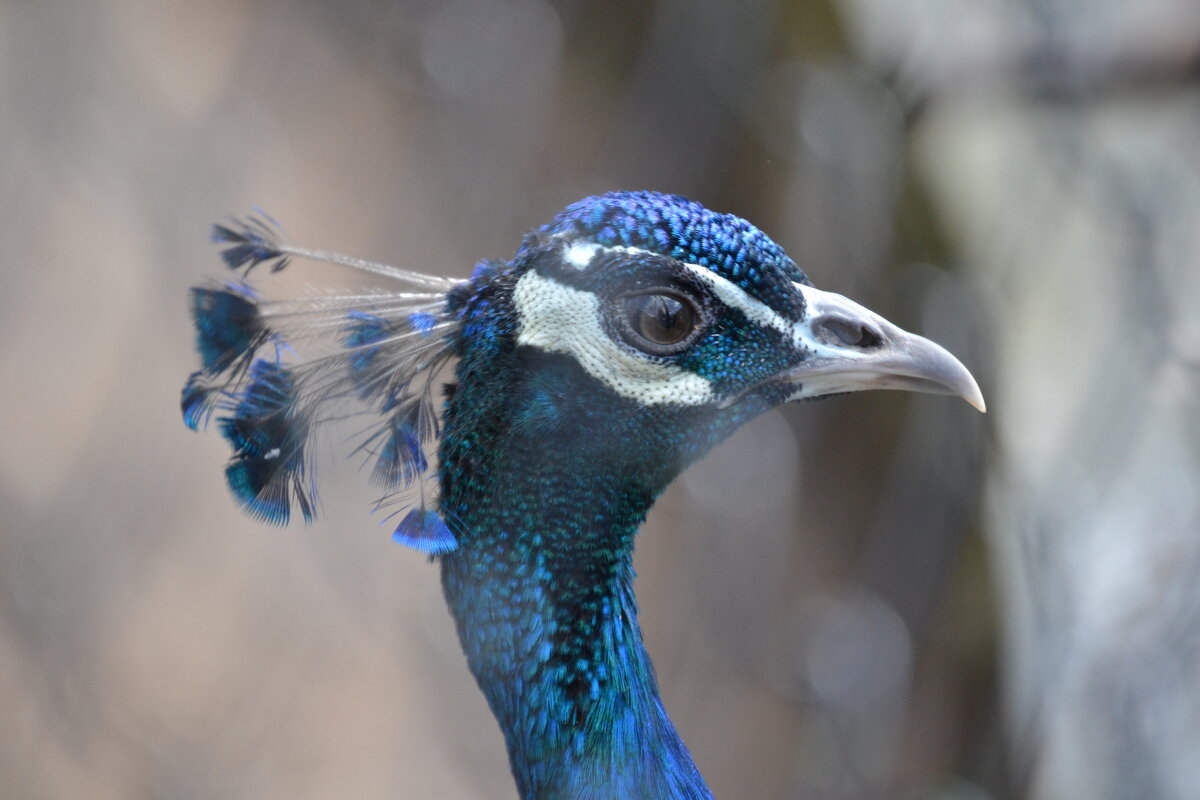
left=532, top=191, right=810, bottom=319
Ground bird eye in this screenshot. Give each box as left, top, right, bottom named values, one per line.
left=620, top=291, right=700, bottom=354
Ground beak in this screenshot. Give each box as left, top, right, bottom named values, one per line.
left=781, top=283, right=986, bottom=412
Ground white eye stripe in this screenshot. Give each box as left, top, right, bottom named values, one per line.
left=678, top=263, right=793, bottom=339
left=556, top=238, right=797, bottom=343
left=556, top=237, right=641, bottom=270
left=563, top=241, right=601, bottom=270
left=513, top=270, right=715, bottom=407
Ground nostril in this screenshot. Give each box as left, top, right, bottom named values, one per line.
left=819, top=318, right=883, bottom=349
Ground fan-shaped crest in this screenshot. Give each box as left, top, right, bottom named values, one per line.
left=183, top=213, right=462, bottom=553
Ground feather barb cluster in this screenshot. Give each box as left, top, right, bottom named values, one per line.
left=182, top=213, right=462, bottom=554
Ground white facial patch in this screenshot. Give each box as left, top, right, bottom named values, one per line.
left=513, top=270, right=716, bottom=406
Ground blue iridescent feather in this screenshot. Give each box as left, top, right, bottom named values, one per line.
left=342, top=310, right=394, bottom=399
left=217, top=359, right=314, bottom=525
left=180, top=370, right=217, bottom=432
left=187, top=210, right=459, bottom=548
left=211, top=214, right=292, bottom=273
left=392, top=507, right=457, bottom=554
left=407, top=310, right=438, bottom=336
left=190, top=284, right=263, bottom=374
left=359, top=409, right=426, bottom=490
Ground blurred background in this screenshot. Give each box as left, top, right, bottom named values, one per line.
left=2, top=0, right=1199, bottom=797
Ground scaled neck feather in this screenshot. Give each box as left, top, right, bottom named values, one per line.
left=438, top=342, right=715, bottom=799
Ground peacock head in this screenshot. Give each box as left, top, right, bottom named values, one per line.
left=183, top=191, right=983, bottom=553
left=441, top=192, right=983, bottom=489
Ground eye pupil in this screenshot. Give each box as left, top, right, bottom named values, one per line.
left=626, top=293, right=695, bottom=346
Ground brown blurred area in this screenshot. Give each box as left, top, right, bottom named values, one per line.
left=3, top=1, right=1198, bottom=798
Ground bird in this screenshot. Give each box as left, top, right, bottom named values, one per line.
left=182, top=191, right=984, bottom=799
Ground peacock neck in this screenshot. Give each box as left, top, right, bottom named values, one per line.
left=436, top=347, right=714, bottom=799
left=439, top=459, right=711, bottom=800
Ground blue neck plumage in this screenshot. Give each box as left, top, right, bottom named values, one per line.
left=435, top=262, right=776, bottom=798
left=440, top=465, right=710, bottom=800
left=436, top=340, right=720, bottom=798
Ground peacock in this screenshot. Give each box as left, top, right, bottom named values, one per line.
left=182, top=191, right=984, bottom=799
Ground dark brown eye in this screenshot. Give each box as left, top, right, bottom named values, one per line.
left=622, top=292, right=699, bottom=353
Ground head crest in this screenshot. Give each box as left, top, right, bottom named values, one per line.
left=183, top=212, right=463, bottom=553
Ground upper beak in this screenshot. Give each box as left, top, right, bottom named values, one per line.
left=781, top=283, right=986, bottom=412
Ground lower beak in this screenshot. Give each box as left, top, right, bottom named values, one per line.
left=782, top=283, right=986, bottom=412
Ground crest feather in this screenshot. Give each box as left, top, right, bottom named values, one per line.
left=185, top=212, right=463, bottom=552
